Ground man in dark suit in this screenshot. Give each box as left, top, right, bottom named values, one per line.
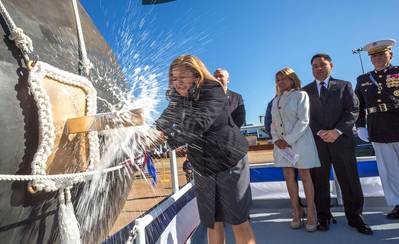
left=303, top=53, right=372, bottom=235
left=214, top=68, right=246, bottom=128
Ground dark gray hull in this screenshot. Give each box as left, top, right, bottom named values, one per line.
left=0, top=1, right=131, bottom=243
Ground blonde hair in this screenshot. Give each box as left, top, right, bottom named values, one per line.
left=169, top=55, right=219, bottom=89
left=275, top=67, right=301, bottom=96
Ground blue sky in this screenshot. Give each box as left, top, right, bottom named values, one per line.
left=81, top=0, right=399, bottom=125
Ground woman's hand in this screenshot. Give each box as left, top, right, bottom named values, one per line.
left=275, top=139, right=289, bottom=149
left=152, top=130, right=167, bottom=145
left=139, top=130, right=167, bottom=150
left=175, top=145, right=188, bottom=157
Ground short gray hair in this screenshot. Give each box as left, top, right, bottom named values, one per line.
left=214, top=68, right=229, bottom=79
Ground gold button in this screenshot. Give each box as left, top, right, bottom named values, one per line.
left=379, top=75, right=383, bottom=78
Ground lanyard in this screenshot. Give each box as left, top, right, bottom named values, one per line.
left=368, top=73, right=383, bottom=93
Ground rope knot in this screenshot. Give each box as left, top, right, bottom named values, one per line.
left=79, top=57, right=93, bottom=76
left=9, top=27, right=33, bottom=53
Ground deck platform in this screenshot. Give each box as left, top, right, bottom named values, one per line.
left=192, top=197, right=399, bottom=244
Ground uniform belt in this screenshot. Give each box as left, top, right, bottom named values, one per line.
left=367, top=103, right=399, bottom=114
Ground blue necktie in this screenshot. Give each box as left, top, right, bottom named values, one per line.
left=319, top=81, right=328, bottom=103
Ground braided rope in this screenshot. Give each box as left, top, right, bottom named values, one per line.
left=0, top=159, right=138, bottom=193
left=28, top=62, right=56, bottom=178
left=0, top=0, right=16, bottom=30
left=71, top=0, right=93, bottom=75
left=0, top=163, right=125, bottom=182
left=9, top=27, right=33, bottom=53
left=0, top=0, right=33, bottom=55
left=28, top=61, right=100, bottom=192
left=43, top=62, right=100, bottom=166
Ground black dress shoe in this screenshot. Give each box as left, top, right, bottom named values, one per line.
left=387, top=205, right=399, bottom=219
left=348, top=215, right=373, bottom=235
left=317, top=220, right=329, bottom=231
left=316, top=213, right=337, bottom=231
left=349, top=222, right=373, bottom=235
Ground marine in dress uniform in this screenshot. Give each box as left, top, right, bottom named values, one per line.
left=355, top=39, right=399, bottom=219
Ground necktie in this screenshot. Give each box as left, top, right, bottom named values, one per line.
left=319, top=81, right=328, bottom=103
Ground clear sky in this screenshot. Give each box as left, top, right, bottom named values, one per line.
left=81, top=0, right=399, bottom=125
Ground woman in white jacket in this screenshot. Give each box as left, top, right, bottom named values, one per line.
left=271, top=67, right=320, bottom=232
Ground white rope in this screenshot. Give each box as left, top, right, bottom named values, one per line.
left=40, top=61, right=100, bottom=167
left=0, top=154, right=141, bottom=191
left=1, top=162, right=135, bottom=198
left=28, top=63, right=56, bottom=178
left=71, top=0, right=93, bottom=75
left=0, top=163, right=126, bottom=182
left=28, top=61, right=99, bottom=192
left=9, top=27, right=33, bottom=53
left=0, top=161, right=136, bottom=194
left=58, top=188, right=82, bottom=244
left=0, top=0, right=33, bottom=54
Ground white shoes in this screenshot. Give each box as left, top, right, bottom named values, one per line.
left=290, top=208, right=317, bottom=232
left=290, top=209, right=305, bottom=229
left=305, top=222, right=317, bottom=232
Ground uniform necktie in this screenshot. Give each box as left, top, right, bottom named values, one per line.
left=319, top=81, right=328, bottom=103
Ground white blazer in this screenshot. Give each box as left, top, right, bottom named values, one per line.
left=271, top=89, right=320, bottom=168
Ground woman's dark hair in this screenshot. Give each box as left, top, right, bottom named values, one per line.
left=310, top=53, right=332, bottom=64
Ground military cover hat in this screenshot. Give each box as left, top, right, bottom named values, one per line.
left=363, top=39, right=396, bottom=55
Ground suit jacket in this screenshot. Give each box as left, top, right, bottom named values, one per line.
left=302, top=77, right=359, bottom=147
left=227, top=89, right=246, bottom=128
left=264, top=97, right=275, bottom=134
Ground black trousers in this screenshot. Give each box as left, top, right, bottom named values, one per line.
left=311, top=136, right=364, bottom=223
